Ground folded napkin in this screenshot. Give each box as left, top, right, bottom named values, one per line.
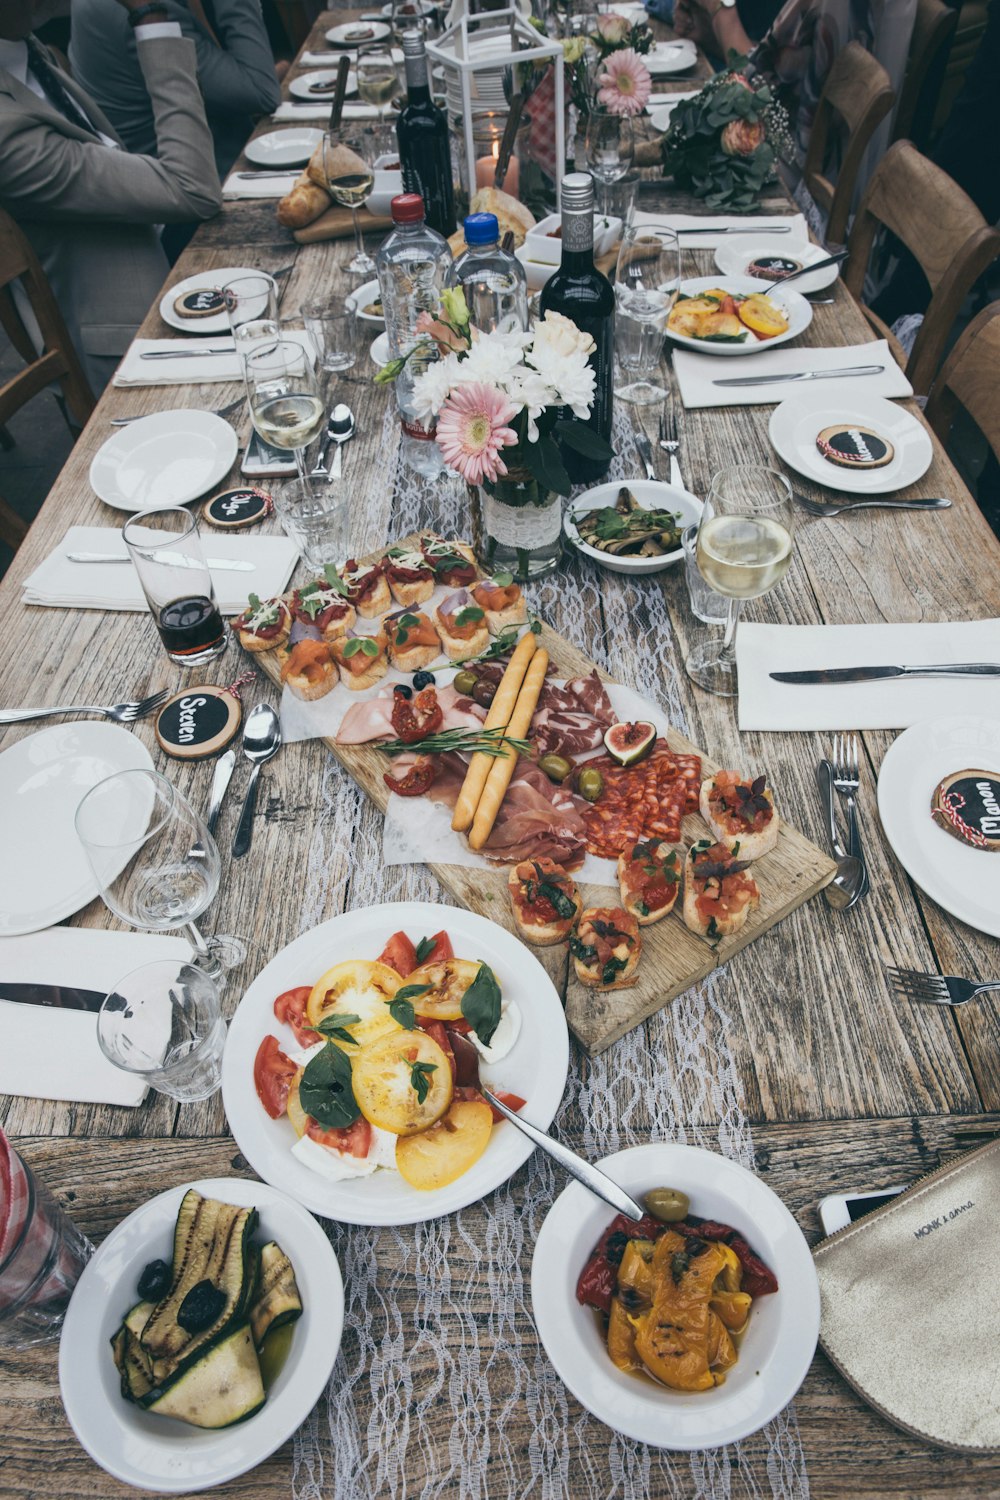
left=0, top=928, right=189, bottom=1106
left=298, top=46, right=403, bottom=64
left=632, top=210, right=807, bottom=250
left=113, top=327, right=313, bottom=388
left=647, top=89, right=700, bottom=109
left=23, top=525, right=298, bottom=615
left=273, top=100, right=379, bottom=121
left=223, top=170, right=299, bottom=200
left=673, top=339, right=913, bottom=409
left=737, top=618, right=1000, bottom=731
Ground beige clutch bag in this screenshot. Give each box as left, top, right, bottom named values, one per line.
left=813, top=1138, right=1000, bottom=1452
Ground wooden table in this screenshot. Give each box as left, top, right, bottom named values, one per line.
left=2, top=13, right=999, bottom=1500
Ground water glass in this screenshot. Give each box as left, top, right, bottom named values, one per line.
left=614, top=224, right=680, bottom=405
left=682, top=524, right=728, bottom=624
left=273, top=477, right=349, bottom=570
left=0, top=1128, right=93, bottom=1348
left=223, top=273, right=279, bottom=347
left=98, top=960, right=227, bottom=1103
left=122, top=506, right=228, bottom=667
left=302, top=303, right=358, bottom=372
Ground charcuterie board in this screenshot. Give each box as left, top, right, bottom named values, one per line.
left=243, top=536, right=837, bottom=1055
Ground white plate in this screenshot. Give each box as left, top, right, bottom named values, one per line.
left=289, top=68, right=356, bottom=101
left=59, top=1176, right=343, bottom=1496
left=714, top=236, right=837, bottom=295
left=666, top=275, right=812, bottom=358
left=159, top=264, right=261, bottom=335
left=564, top=479, right=703, bottom=574
left=369, top=330, right=390, bottom=368
left=877, top=715, right=1000, bottom=938
left=244, top=128, right=323, bottom=169
left=644, top=39, right=698, bottom=75
left=515, top=246, right=557, bottom=294
left=346, top=278, right=385, bottom=325
left=768, top=390, right=932, bottom=496
left=0, top=723, right=153, bottom=936
left=532, top=1142, right=819, bottom=1450
left=89, top=410, right=239, bottom=512
left=221, top=902, right=570, bottom=1226
left=326, top=19, right=392, bottom=44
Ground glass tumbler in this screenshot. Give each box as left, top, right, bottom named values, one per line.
left=302, top=303, right=358, bottom=372
left=0, top=1128, right=93, bottom=1348
left=273, top=477, right=349, bottom=570
left=223, top=272, right=279, bottom=362
left=98, top=960, right=227, bottom=1103
left=122, top=506, right=228, bottom=667
left=682, top=524, right=728, bottom=625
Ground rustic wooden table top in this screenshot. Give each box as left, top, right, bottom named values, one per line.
left=2, top=12, right=999, bottom=1500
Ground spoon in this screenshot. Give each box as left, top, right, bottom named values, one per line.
left=481, top=1088, right=646, bottom=1221
left=816, top=760, right=866, bottom=910
left=774, top=249, right=849, bottom=285
left=232, top=702, right=281, bottom=859
left=326, top=402, right=356, bottom=479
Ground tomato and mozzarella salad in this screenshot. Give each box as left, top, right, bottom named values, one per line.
left=252, top=929, right=525, bottom=1191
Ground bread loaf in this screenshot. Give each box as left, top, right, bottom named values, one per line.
left=277, top=167, right=330, bottom=229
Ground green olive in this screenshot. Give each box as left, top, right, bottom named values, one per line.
left=453, top=669, right=478, bottom=696
left=576, top=767, right=604, bottom=803
left=539, top=753, right=573, bottom=784
left=643, top=1187, right=690, bottom=1223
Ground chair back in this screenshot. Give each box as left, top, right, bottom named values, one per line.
left=925, top=301, right=1000, bottom=468
left=892, top=0, right=958, bottom=149
left=801, top=40, right=895, bottom=246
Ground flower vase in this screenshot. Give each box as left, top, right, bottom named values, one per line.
left=471, top=466, right=563, bottom=581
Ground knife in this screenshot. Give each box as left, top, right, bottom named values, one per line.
left=0, top=983, right=106, bottom=1012
left=67, top=552, right=254, bottom=572
left=713, top=364, right=885, bottom=388
left=139, top=347, right=234, bottom=360
left=206, top=747, right=237, bottom=836
left=770, top=663, right=1000, bottom=684
left=234, top=170, right=300, bottom=179
left=678, top=225, right=793, bottom=235
left=634, top=431, right=656, bottom=481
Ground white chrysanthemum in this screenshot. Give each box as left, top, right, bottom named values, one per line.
left=409, top=354, right=461, bottom=422
left=459, top=327, right=530, bottom=384
left=526, top=340, right=596, bottom=419
left=505, top=368, right=556, bottom=443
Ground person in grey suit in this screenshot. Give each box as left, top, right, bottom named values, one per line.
left=0, top=0, right=223, bottom=395
left=70, top=0, right=281, bottom=180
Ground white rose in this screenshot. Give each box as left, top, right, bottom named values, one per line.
left=533, top=311, right=596, bottom=362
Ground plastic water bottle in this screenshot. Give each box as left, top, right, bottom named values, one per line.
left=447, top=212, right=528, bottom=334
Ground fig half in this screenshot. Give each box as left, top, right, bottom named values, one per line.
left=604, top=721, right=657, bottom=766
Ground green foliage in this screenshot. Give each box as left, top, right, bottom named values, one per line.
left=659, top=59, right=789, bottom=213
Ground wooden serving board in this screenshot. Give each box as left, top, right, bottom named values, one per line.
left=247, top=538, right=838, bottom=1055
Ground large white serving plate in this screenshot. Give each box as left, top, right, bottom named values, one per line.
left=89, top=410, right=238, bottom=512
left=877, top=715, right=1000, bottom=938
left=222, top=902, right=570, bottom=1225
left=59, top=1177, right=343, bottom=1496
left=769, top=390, right=932, bottom=495
left=666, top=276, right=812, bottom=357
left=0, top=723, right=153, bottom=936
left=532, top=1142, right=820, bottom=1450
left=244, top=128, right=323, bottom=168
left=564, top=479, right=703, bottom=575
left=159, top=265, right=259, bottom=336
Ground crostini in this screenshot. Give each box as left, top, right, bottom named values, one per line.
left=434, top=590, right=490, bottom=661
left=507, top=857, right=582, bottom=946
left=682, top=839, right=760, bottom=942
left=699, top=771, right=778, bottom=860
left=420, top=535, right=478, bottom=588
left=281, top=639, right=337, bottom=700
left=234, top=594, right=292, bottom=654
left=571, top=906, right=642, bottom=990
left=385, top=610, right=441, bottom=672
left=330, top=631, right=389, bottom=691
left=383, top=545, right=436, bottom=607
left=291, top=578, right=357, bottom=642
left=341, top=559, right=391, bottom=619
left=471, top=574, right=527, bottom=634
left=617, top=839, right=681, bottom=925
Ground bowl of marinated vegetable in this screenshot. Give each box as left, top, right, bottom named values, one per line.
left=564, top=481, right=702, bottom=575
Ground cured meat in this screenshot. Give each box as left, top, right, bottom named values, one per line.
left=582, top=740, right=701, bottom=858
left=336, top=684, right=485, bottom=744
left=423, top=756, right=589, bottom=870
left=532, top=670, right=617, bottom=758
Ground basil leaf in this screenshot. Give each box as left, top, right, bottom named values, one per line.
left=454, top=605, right=485, bottom=627
left=408, top=1058, right=437, bottom=1105
left=298, top=1042, right=360, bottom=1129
left=342, top=637, right=364, bottom=658
left=360, top=637, right=379, bottom=657
left=389, top=996, right=416, bottom=1029
left=248, top=593, right=261, bottom=611
left=414, top=936, right=436, bottom=964
left=309, top=1011, right=362, bottom=1046
left=460, top=961, right=502, bottom=1046
left=322, top=565, right=348, bottom=596
left=569, top=934, right=596, bottom=965
left=394, top=982, right=431, bottom=1003
left=537, top=880, right=576, bottom=920
left=343, top=636, right=380, bottom=659
left=492, top=571, right=513, bottom=587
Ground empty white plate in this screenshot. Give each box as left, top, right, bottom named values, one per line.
left=666, top=275, right=813, bottom=357
left=644, top=39, right=698, bottom=74
left=715, top=237, right=839, bottom=295
left=244, top=128, right=323, bottom=169
left=768, top=390, right=932, bottom=495
left=289, top=68, right=356, bottom=101
left=0, top=723, right=153, bottom=936
left=160, top=264, right=260, bottom=335
left=326, top=18, right=391, bottom=43
left=89, top=410, right=238, bottom=512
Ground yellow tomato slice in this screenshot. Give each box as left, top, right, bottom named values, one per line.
left=286, top=1069, right=308, bottom=1138
left=306, top=959, right=402, bottom=1051
left=737, top=293, right=789, bottom=339
left=395, top=1099, right=493, bottom=1190
left=402, top=958, right=483, bottom=1021
left=351, top=1030, right=453, bottom=1135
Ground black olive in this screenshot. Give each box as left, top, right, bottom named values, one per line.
left=177, top=1278, right=227, bottom=1333
left=605, top=1231, right=630, bottom=1266
left=472, top=679, right=497, bottom=708
left=393, top=683, right=413, bottom=699
left=137, top=1257, right=172, bottom=1301
left=412, top=670, right=435, bottom=690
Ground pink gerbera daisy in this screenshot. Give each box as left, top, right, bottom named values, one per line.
left=596, top=48, right=652, bottom=117
left=435, top=381, right=519, bottom=485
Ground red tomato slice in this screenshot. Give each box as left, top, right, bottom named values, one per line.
left=416, top=1017, right=456, bottom=1080
left=273, top=986, right=315, bottom=1048
left=423, top=930, right=454, bottom=963
left=377, top=931, right=418, bottom=976
left=487, top=1091, right=526, bottom=1124
left=253, top=1035, right=297, bottom=1119
left=383, top=758, right=437, bottom=797
left=306, top=1116, right=373, bottom=1157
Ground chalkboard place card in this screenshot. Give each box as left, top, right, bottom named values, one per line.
left=932, top=768, right=1000, bottom=851
left=155, top=685, right=242, bottom=760
left=203, top=487, right=272, bottom=530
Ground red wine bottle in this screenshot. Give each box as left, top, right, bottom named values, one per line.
left=539, top=173, right=615, bottom=484
left=396, top=32, right=456, bottom=239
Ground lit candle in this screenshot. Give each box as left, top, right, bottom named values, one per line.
left=474, top=138, right=519, bottom=198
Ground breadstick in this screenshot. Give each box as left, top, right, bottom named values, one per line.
left=469, top=648, right=548, bottom=850
left=451, top=631, right=536, bottom=832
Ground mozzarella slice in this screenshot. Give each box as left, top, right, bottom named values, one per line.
left=291, top=1133, right=378, bottom=1180
left=285, top=1038, right=326, bottom=1069
left=469, top=1001, right=521, bottom=1065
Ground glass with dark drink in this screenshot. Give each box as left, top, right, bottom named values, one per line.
left=123, top=507, right=229, bottom=667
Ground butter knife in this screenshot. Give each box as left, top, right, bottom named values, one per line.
left=678, top=225, right=793, bottom=235
left=233, top=170, right=300, bottom=180
left=139, top=347, right=234, bottom=360
left=67, top=552, right=253, bottom=572
left=770, top=663, right=1000, bottom=684
left=0, top=982, right=106, bottom=1011
left=206, top=748, right=237, bottom=836
left=713, top=364, right=884, bottom=388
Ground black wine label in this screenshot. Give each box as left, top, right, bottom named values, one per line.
left=203, top=488, right=271, bottom=529
left=816, top=425, right=894, bottom=469
left=747, top=256, right=802, bottom=280
left=174, top=288, right=224, bottom=318
left=931, top=770, right=1000, bottom=851
left=155, top=686, right=241, bottom=760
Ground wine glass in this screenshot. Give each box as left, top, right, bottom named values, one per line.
left=585, top=109, right=634, bottom=214
left=245, top=337, right=326, bottom=482
left=74, top=770, right=246, bottom=978
left=321, top=129, right=377, bottom=275
left=614, top=223, right=680, bottom=405
left=685, top=467, right=795, bottom=698
left=356, top=42, right=400, bottom=154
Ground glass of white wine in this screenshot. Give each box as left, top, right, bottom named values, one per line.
left=245, top=338, right=326, bottom=482
left=321, top=129, right=376, bottom=275
left=686, top=466, right=795, bottom=697
left=356, top=43, right=399, bottom=154
left=585, top=108, right=634, bottom=216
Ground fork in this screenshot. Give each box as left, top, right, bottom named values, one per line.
left=831, top=733, right=869, bottom=900
left=0, top=690, right=169, bottom=726
left=794, top=491, right=953, bottom=517
left=658, top=406, right=683, bottom=489
left=110, top=396, right=245, bottom=427
left=883, top=966, right=1000, bottom=1007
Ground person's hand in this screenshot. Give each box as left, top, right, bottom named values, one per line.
left=672, top=0, right=720, bottom=53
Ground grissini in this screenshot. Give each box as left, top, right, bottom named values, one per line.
left=468, top=647, right=548, bottom=850
left=451, top=631, right=536, bottom=833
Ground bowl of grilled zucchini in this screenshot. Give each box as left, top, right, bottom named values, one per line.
left=564, top=480, right=703, bottom=575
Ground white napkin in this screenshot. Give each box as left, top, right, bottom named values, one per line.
left=113, top=328, right=313, bottom=388
left=223, top=171, right=299, bottom=200
left=737, top=618, right=1000, bottom=731
left=273, top=100, right=380, bottom=121
left=673, top=339, right=913, bottom=409
left=0, top=928, right=189, bottom=1106
left=22, top=525, right=298, bottom=615
left=632, top=210, right=807, bottom=250
left=298, top=46, right=403, bottom=64
left=647, top=89, right=700, bottom=109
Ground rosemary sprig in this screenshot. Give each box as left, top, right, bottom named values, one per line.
left=381, top=726, right=532, bottom=758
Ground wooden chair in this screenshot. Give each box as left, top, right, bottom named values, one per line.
left=801, top=41, right=896, bottom=247
left=925, top=301, right=1000, bottom=466
left=843, top=141, right=1000, bottom=397
left=892, top=0, right=958, bottom=150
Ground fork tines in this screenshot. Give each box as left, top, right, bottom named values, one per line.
left=883, top=965, right=951, bottom=1002
left=127, top=689, right=171, bottom=721
left=832, top=731, right=860, bottom=785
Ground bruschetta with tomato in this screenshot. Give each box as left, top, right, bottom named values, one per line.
left=434, top=590, right=490, bottom=660
left=383, top=545, right=436, bottom=607
left=291, top=580, right=357, bottom=642
left=234, top=594, right=292, bottom=654
left=420, top=535, right=477, bottom=588
left=698, top=771, right=778, bottom=860
left=329, top=631, right=389, bottom=691
left=507, top=858, right=582, bottom=946
left=385, top=610, right=441, bottom=672
left=682, top=839, right=759, bottom=942
left=471, top=575, right=527, bottom=634
left=617, top=839, right=681, bottom=925
left=341, top=560, right=391, bottom=619
left=281, top=639, right=337, bottom=701
left=570, top=907, right=642, bottom=990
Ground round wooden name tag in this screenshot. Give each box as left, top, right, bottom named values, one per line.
left=155, top=686, right=242, bottom=760
left=931, top=769, right=1000, bottom=851
left=203, top=488, right=272, bottom=530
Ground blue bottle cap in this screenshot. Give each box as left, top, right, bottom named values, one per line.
left=464, top=212, right=499, bottom=246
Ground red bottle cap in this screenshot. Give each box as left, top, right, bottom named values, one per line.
left=390, top=193, right=426, bottom=224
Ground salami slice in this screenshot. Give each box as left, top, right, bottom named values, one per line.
left=582, top=741, right=702, bottom=857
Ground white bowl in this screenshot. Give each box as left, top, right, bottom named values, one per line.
left=365, top=166, right=404, bottom=218
left=564, top=479, right=702, bottom=574
left=515, top=245, right=558, bottom=293
left=665, top=275, right=813, bottom=358
left=525, top=212, right=622, bottom=267
left=532, top=1142, right=820, bottom=1450
left=714, top=236, right=840, bottom=295
left=346, top=278, right=385, bottom=325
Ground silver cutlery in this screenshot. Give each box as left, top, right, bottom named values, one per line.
left=678, top=225, right=793, bottom=235
left=634, top=430, right=656, bottom=482
left=770, top=250, right=849, bottom=284
left=206, top=747, right=238, bottom=836
left=712, top=364, right=885, bottom=388
left=66, top=551, right=253, bottom=572
left=481, top=1089, right=645, bottom=1220
left=0, top=689, right=169, bottom=726
left=793, top=493, right=952, bottom=517
left=883, top=966, right=1000, bottom=1007
left=234, top=170, right=301, bottom=179
left=111, top=396, right=245, bottom=427
left=320, top=402, right=356, bottom=479
left=232, top=702, right=282, bottom=859
left=815, top=760, right=866, bottom=910
left=831, top=733, right=869, bottom=901
left=139, top=347, right=235, bottom=361
left=657, top=406, right=683, bottom=489
left=771, top=662, right=1000, bottom=684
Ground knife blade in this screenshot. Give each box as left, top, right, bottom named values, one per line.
left=712, top=364, right=885, bottom=388
left=677, top=225, right=793, bottom=235
left=234, top=170, right=300, bottom=180
left=206, top=748, right=237, bottom=836
left=139, top=347, right=234, bottom=360
left=66, top=552, right=253, bottom=572
left=0, top=983, right=107, bottom=1012
left=634, top=431, right=656, bottom=481
left=770, top=663, right=1000, bottom=684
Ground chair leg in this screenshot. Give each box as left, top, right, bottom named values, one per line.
left=0, top=496, right=28, bottom=550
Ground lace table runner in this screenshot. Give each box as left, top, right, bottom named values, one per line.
left=290, top=410, right=810, bottom=1500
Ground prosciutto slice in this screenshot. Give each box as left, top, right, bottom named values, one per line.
left=421, top=756, right=589, bottom=868
left=336, top=685, right=485, bottom=744
left=531, top=670, right=617, bottom=758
